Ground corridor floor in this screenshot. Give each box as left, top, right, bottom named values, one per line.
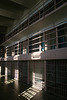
left=0, top=75, right=66, bottom=100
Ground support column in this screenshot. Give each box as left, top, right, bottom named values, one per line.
left=43, top=0, right=44, bottom=17
left=0, top=66, right=1, bottom=75
left=27, top=61, right=29, bottom=84
left=56, top=27, right=58, bottom=49
left=44, top=60, right=46, bottom=91
left=54, top=0, right=56, bottom=9
left=39, top=34, right=41, bottom=52
left=28, top=39, right=29, bottom=54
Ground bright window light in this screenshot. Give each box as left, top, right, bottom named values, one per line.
left=32, top=72, right=45, bottom=90
left=5, top=67, right=7, bottom=76
left=5, top=76, right=8, bottom=81
left=31, top=52, right=41, bottom=59
left=12, top=52, right=14, bottom=56
left=14, top=80, right=19, bottom=90
left=0, top=66, right=1, bottom=75
left=45, top=44, right=47, bottom=50
left=15, top=69, right=19, bottom=80
left=23, top=48, right=27, bottom=54
left=18, top=86, right=40, bottom=100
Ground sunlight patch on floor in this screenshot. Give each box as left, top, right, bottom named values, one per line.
left=5, top=79, right=16, bottom=84
left=18, top=86, right=41, bottom=100
left=0, top=75, right=5, bottom=78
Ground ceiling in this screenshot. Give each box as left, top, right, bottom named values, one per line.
left=0, top=0, right=40, bottom=37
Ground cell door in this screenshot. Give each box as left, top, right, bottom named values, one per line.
left=0, top=61, right=5, bottom=75
left=29, top=61, right=45, bottom=90
left=6, top=61, right=11, bottom=77
left=11, top=61, right=18, bottom=79
left=19, top=61, right=27, bottom=83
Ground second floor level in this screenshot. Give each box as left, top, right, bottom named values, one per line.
left=1, top=0, right=67, bottom=44
left=0, top=22, right=66, bottom=61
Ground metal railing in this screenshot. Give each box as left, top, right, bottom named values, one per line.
left=6, top=18, right=67, bottom=56
left=5, top=0, right=66, bottom=41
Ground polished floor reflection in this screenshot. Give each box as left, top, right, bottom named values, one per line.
left=18, top=86, right=40, bottom=100
left=0, top=76, right=66, bottom=100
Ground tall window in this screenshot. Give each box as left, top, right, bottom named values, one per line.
left=20, top=40, right=28, bottom=54
left=11, top=45, right=14, bottom=56
left=6, top=23, right=67, bottom=55
left=58, top=23, right=67, bottom=48
left=6, top=47, right=11, bottom=56
left=56, top=0, right=66, bottom=8
left=44, top=28, right=56, bottom=51
left=0, top=46, right=4, bottom=57
left=44, top=0, right=54, bottom=15
left=29, top=35, right=39, bottom=53
left=15, top=43, right=19, bottom=55
left=29, top=34, right=44, bottom=53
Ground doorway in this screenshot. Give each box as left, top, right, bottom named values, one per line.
left=29, top=61, right=45, bottom=90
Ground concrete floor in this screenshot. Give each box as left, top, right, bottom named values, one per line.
left=0, top=76, right=66, bottom=100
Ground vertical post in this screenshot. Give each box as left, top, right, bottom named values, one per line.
left=27, top=61, right=29, bottom=84
left=28, top=10, right=30, bottom=26
left=0, top=66, right=1, bottom=75
left=56, top=27, right=58, bottom=49
left=39, top=34, right=41, bottom=52
left=28, top=39, right=29, bottom=54
left=18, top=42, right=19, bottom=55
left=43, top=0, right=44, bottom=17
left=54, top=0, right=56, bottom=9
left=5, top=61, right=8, bottom=81
left=17, top=61, right=19, bottom=80
left=5, top=47, right=7, bottom=59
left=19, top=42, right=20, bottom=55
left=43, top=32, right=45, bottom=52
left=39, top=7, right=40, bottom=19
left=14, top=44, right=15, bottom=56
left=44, top=60, right=46, bottom=91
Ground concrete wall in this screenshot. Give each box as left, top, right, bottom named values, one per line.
left=3, top=47, right=67, bottom=61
